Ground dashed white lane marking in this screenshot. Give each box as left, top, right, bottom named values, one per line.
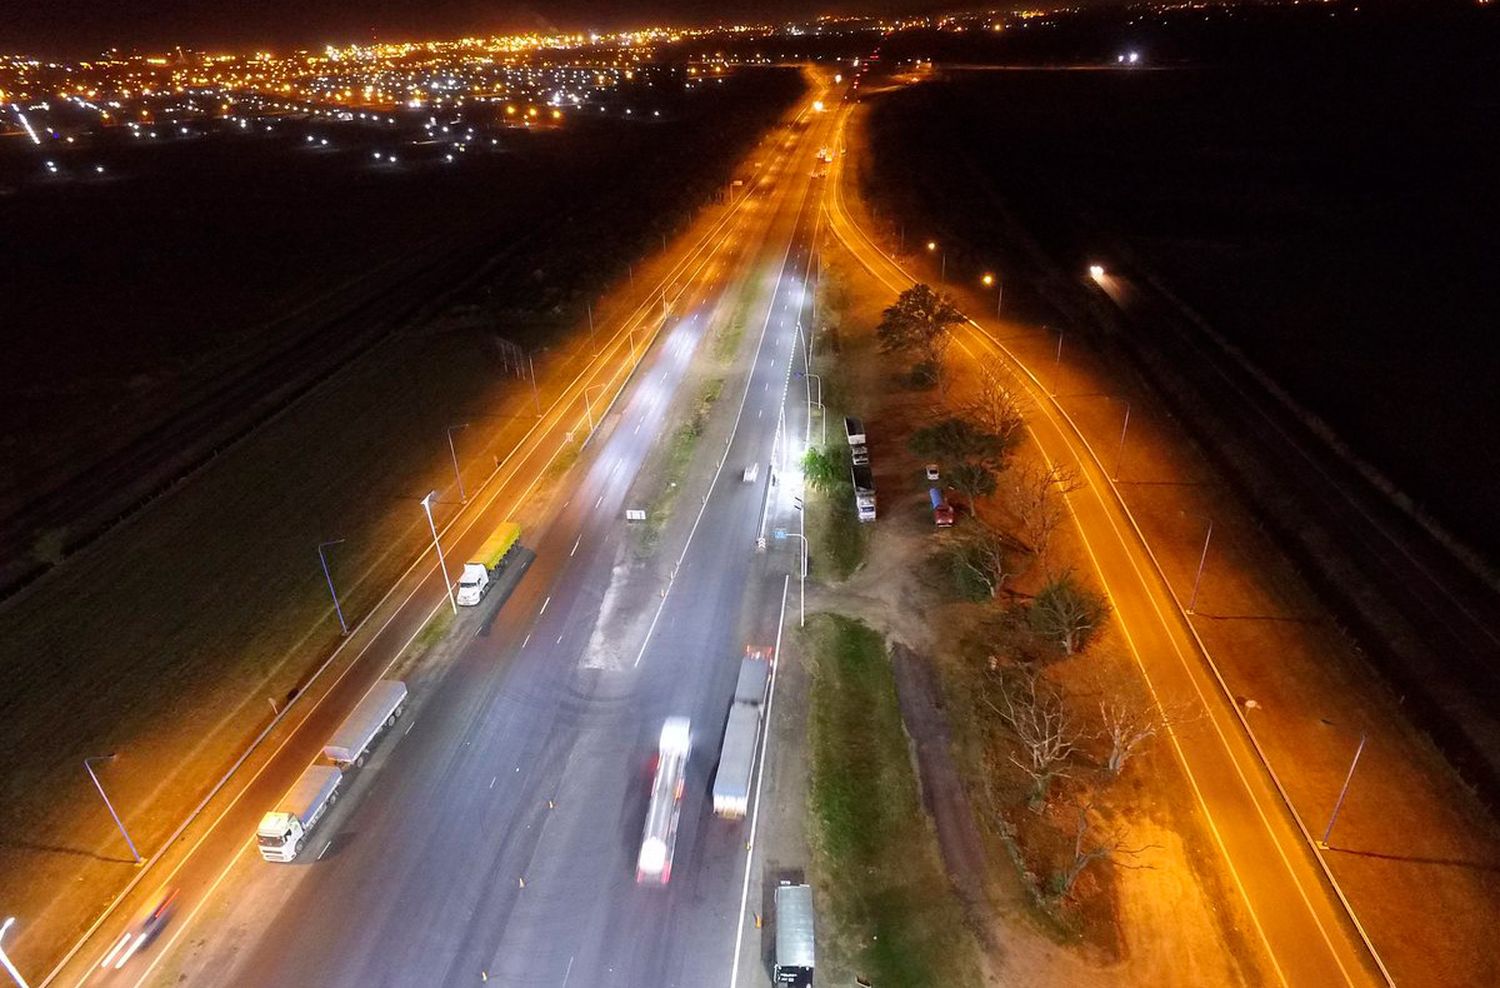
left=570, top=535, right=583, bottom=557
left=634, top=421, right=642, bottom=435
left=317, top=840, right=333, bottom=861
left=404, top=718, right=417, bottom=736
left=556, top=634, right=564, bottom=644
left=595, top=495, right=605, bottom=509
left=522, top=633, right=532, bottom=648
left=539, top=596, right=552, bottom=615
left=490, top=776, right=498, bottom=790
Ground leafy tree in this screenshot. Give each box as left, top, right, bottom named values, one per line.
left=908, top=418, right=1004, bottom=467
left=801, top=445, right=846, bottom=494
left=876, top=283, right=962, bottom=368
left=1029, top=571, right=1110, bottom=655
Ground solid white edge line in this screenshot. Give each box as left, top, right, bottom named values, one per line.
left=728, top=574, right=790, bottom=988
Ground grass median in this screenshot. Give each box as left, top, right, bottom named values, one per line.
left=805, top=613, right=982, bottom=988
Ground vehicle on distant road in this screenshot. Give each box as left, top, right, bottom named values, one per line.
left=843, top=416, right=866, bottom=447
left=257, top=764, right=342, bottom=862
left=97, top=887, right=179, bottom=973
left=322, top=679, right=408, bottom=769
left=743, top=462, right=760, bottom=483
left=456, top=521, right=523, bottom=606
left=713, top=646, right=774, bottom=818
left=637, top=717, right=692, bottom=885
left=925, top=463, right=940, bottom=482
left=774, top=882, right=815, bottom=986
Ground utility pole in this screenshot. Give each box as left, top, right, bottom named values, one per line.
left=421, top=492, right=457, bottom=613
left=1320, top=734, right=1368, bottom=848
left=446, top=423, right=470, bottom=502
left=1187, top=520, right=1213, bottom=614
left=1112, top=402, right=1131, bottom=482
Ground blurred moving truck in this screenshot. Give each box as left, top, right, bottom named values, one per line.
left=322, top=680, right=408, bottom=769
left=637, top=717, right=692, bottom=885
left=456, top=521, right=523, bottom=606
left=712, top=646, right=774, bottom=818
left=257, top=765, right=342, bottom=862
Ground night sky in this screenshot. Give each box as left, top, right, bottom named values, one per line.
left=2, top=0, right=943, bottom=58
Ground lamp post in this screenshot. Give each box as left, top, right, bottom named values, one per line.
left=774, top=530, right=808, bottom=628
left=927, top=241, right=944, bottom=282
left=83, top=755, right=140, bottom=864
left=982, top=272, right=1002, bottom=317
left=420, top=491, right=457, bottom=613
left=0, top=916, right=31, bottom=988
left=807, top=372, right=825, bottom=445
left=583, top=383, right=608, bottom=432
left=317, top=539, right=348, bottom=635
left=446, top=423, right=470, bottom=502
left=1112, top=401, right=1131, bottom=482
left=1187, top=520, right=1213, bottom=615
left=527, top=352, right=541, bottom=417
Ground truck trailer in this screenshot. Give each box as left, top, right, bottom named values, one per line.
left=456, top=521, right=523, bottom=606
left=713, top=646, right=774, bottom=818
left=774, top=882, right=816, bottom=986
left=257, top=764, right=342, bottom=862
left=843, top=416, right=866, bottom=447
left=322, top=679, right=408, bottom=769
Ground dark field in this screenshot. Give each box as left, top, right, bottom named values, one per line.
left=0, top=69, right=797, bottom=589
left=865, top=1, right=1500, bottom=560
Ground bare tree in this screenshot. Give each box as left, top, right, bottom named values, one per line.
left=1052, top=801, right=1153, bottom=900
left=1010, top=463, right=1081, bottom=561
left=1029, top=571, right=1109, bottom=655
left=950, top=521, right=1019, bottom=599
left=985, top=670, right=1080, bottom=808
left=967, top=363, right=1026, bottom=452
left=1098, top=697, right=1166, bottom=776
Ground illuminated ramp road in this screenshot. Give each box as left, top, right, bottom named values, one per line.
left=823, top=103, right=1390, bottom=987
left=112, top=87, right=835, bottom=988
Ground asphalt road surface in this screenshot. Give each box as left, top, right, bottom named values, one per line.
left=53, top=77, right=838, bottom=988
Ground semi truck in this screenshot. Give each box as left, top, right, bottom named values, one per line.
left=929, top=487, right=955, bottom=527
left=713, top=646, right=774, bottom=818
left=637, top=717, right=692, bottom=885
left=774, top=882, right=816, bottom=986
left=456, top=521, right=523, bottom=606
left=322, top=680, right=408, bottom=769
left=852, top=464, right=877, bottom=522
left=257, top=764, right=342, bottom=862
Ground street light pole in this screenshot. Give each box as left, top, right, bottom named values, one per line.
left=527, top=353, right=541, bottom=417
left=1320, top=734, right=1368, bottom=848
left=317, top=539, right=348, bottom=635
left=583, top=383, right=607, bottom=432
left=83, top=755, right=140, bottom=864
left=420, top=492, right=457, bottom=613
left=1187, top=520, right=1213, bottom=615
left=0, top=917, right=31, bottom=988
left=1112, top=401, right=1131, bottom=482
left=807, top=373, right=825, bottom=445
left=446, top=423, right=470, bottom=502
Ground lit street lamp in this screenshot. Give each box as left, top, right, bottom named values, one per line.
left=317, top=539, right=348, bottom=635
left=83, top=755, right=141, bottom=864
left=1089, top=263, right=1106, bottom=282
left=446, top=423, right=470, bottom=502
left=0, top=916, right=31, bottom=988
left=927, top=240, right=945, bottom=282
left=982, top=272, right=1002, bottom=317
left=420, top=491, right=457, bottom=613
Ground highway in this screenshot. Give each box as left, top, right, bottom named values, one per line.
left=50, top=74, right=837, bottom=988
left=821, top=96, right=1391, bottom=987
